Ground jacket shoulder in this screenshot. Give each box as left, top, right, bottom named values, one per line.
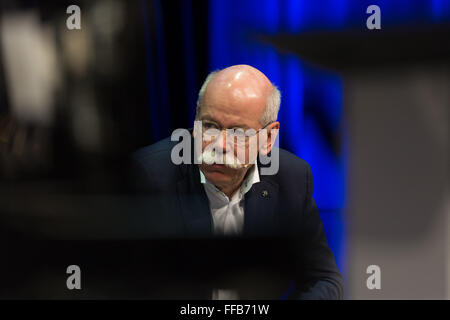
left=132, top=136, right=176, bottom=160
left=274, top=147, right=312, bottom=179
left=264, top=147, right=313, bottom=196
left=131, top=136, right=180, bottom=190
left=278, top=148, right=310, bottom=171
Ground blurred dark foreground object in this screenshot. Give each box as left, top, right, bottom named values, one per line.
left=0, top=186, right=304, bottom=299
left=2, top=234, right=298, bottom=299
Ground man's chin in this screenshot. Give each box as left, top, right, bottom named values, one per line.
left=201, top=164, right=233, bottom=183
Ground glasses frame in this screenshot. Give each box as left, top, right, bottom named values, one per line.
left=200, top=120, right=275, bottom=144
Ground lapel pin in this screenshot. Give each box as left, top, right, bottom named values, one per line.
left=262, top=190, right=269, bottom=197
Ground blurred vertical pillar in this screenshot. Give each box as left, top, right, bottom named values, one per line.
left=345, top=65, right=449, bottom=299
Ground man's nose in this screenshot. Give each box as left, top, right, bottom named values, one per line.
left=212, top=130, right=230, bottom=153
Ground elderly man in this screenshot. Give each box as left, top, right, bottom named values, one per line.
left=132, top=65, right=344, bottom=299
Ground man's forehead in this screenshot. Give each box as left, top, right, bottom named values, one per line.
left=205, top=82, right=266, bottom=106
left=202, top=102, right=262, bottom=132
left=199, top=113, right=249, bottom=128
left=199, top=65, right=272, bottom=126
left=205, top=75, right=268, bottom=111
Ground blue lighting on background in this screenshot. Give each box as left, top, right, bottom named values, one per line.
left=432, top=0, right=450, bottom=21
left=141, top=0, right=172, bottom=142
left=285, top=0, right=349, bottom=32
left=279, top=55, right=303, bottom=155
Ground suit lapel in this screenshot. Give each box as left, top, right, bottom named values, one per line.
left=176, top=163, right=213, bottom=237
left=243, top=179, right=279, bottom=236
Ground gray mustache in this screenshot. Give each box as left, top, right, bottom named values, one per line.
left=198, top=150, right=247, bottom=169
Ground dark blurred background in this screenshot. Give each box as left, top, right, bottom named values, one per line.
left=0, top=0, right=449, bottom=299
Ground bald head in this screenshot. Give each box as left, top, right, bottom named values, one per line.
left=208, top=65, right=273, bottom=103
left=196, top=65, right=280, bottom=126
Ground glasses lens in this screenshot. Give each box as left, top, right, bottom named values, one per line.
left=203, top=127, right=220, bottom=139
left=228, top=129, right=248, bottom=146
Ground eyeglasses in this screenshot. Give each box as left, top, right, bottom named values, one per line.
left=200, top=120, right=274, bottom=145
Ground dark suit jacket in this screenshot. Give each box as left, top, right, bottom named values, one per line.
left=131, top=134, right=344, bottom=299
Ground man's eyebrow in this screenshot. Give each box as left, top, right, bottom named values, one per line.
left=199, top=115, right=218, bottom=123
left=200, top=115, right=249, bottom=129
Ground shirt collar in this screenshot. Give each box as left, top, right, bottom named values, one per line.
left=199, top=162, right=260, bottom=196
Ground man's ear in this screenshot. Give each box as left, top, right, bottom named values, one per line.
left=259, top=122, right=280, bottom=155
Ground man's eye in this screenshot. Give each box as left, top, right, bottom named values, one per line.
left=203, top=122, right=217, bottom=129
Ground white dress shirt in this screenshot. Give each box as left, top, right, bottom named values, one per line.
left=199, top=162, right=260, bottom=236
left=200, top=163, right=260, bottom=300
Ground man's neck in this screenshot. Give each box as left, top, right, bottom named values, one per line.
left=217, top=166, right=253, bottom=199
left=220, top=182, right=243, bottom=199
